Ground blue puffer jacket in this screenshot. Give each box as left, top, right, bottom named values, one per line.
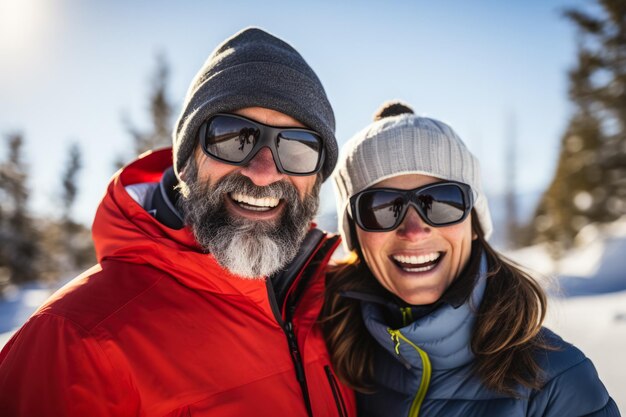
left=357, top=255, right=620, bottom=417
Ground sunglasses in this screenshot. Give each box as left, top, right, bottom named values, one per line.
left=197, top=113, right=325, bottom=175
left=349, top=181, right=474, bottom=232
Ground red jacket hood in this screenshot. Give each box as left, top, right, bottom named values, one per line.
left=92, top=148, right=276, bottom=301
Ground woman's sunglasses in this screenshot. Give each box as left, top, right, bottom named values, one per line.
left=197, top=113, right=325, bottom=176
left=349, top=182, right=474, bottom=232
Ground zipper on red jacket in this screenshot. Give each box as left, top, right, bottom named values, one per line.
left=266, top=278, right=314, bottom=417
left=285, top=317, right=313, bottom=416
left=324, top=365, right=348, bottom=417
left=265, top=232, right=340, bottom=417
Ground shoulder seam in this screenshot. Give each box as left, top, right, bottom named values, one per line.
left=535, top=354, right=589, bottom=394
left=43, top=265, right=170, bottom=332
left=91, top=266, right=169, bottom=330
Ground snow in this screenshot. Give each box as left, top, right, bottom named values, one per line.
left=0, top=282, right=57, bottom=347
left=506, top=216, right=626, bottom=281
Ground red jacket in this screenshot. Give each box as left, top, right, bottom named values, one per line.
left=0, top=149, right=355, bottom=417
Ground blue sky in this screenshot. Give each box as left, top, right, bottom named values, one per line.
left=0, top=0, right=589, bottom=225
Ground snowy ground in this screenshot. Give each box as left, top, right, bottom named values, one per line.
left=0, top=281, right=58, bottom=346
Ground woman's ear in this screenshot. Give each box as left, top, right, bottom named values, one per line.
left=470, top=209, right=483, bottom=242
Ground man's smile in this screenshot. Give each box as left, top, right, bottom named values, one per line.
left=229, top=192, right=280, bottom=212
left=224, top=191, right=285, bottom=220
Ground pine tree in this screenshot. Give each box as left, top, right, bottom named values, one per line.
left=531, top=0, right=626, bottom=254
left=0, top=133, right=40, bottom=286
left=115, top=53, right=175, bottom=168
left=38, top=142, right=95, bottom=282
left=61, top=142, right=82, bottom=223
left=60, top=142, right=85, bottom=269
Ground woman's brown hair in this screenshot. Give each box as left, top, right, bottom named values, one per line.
left=321, top=211, right=551, bottom=397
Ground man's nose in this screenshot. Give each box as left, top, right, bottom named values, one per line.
left=239, top=147, right=285, bottom=186
left=396, top=208, right=431, bottom=241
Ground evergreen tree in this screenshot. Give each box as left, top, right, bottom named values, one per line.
left=38, top=142, right=95, bottom=282
left=115, top=53, right=175, bottom=168
left=60, top=142, right=85, bottom=270
left=531, top=0, right=626, bottom=254
left=61, top=142, right=82, bottom=223
left=0, top=133, right=40, bottom=286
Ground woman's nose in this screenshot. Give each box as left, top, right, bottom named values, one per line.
left=396, top=208, right=431, bottom=241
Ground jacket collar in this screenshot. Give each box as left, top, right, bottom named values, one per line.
left=149, top=166, right=184, bottom=229
left=362, top=252, right=488, bottom=370
left=91, top=149, right=332, bottom=308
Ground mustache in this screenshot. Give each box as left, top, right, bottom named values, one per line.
left=211, top=172, right=300, bottom=203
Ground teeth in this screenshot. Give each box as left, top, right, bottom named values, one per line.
left=392, top=253, right=440, bottom=265
left=404, top=265, right=436, bottom=272
left=392, top=252, right=441, bottom=273
left=230, top=193, right=280, bottom=208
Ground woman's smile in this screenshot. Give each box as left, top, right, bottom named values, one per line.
left=390, top=251, right=443, bottom=273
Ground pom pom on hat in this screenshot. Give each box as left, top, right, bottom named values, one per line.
left=373, top=100, right=415, bottom=121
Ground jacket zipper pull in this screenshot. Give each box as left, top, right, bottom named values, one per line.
left=285, top=320, right=314, bottom=417
left=285, top=321, right=306, bottom=382
left=388, top=328, right=401, bottom=354
left=387, top=328, right=412, bottom=369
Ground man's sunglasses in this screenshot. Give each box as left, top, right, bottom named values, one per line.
left=349, top=181, right=474, bottom=232
left=197, top=113, right=325, bottom=175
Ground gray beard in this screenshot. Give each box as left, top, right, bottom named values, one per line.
left=177, top=159, right=320, bottom=279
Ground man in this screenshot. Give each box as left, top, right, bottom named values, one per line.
left=0, top=28, right=355, bottom=417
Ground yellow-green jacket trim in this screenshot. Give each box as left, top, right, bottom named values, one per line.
left=388, top=328, right=432, bottom=417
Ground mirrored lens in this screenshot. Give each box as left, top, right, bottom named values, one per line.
left=358, top=190, right=405, bottom=230
left=205, top=116, right=259, bottom=162
left=276, top=131, right=322, bottom=174
left=418, top=184, right=466, bottom=224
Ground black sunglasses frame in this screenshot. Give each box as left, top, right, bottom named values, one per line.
left=197, top=113, right=325, bottom=176
left=349, top=181, right=474, bottom=232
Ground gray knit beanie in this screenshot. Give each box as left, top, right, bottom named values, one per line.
left=173, top=27, right=337, bottom=181
left=334, top=101, right=493, bottom=251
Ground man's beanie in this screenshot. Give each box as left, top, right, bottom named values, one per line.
left=173, top=27, right=337, bottom=181
left=334, top=100, right=493, bottom=251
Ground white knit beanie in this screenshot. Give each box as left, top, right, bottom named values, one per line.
left=334, top=101, right=493, bottom=251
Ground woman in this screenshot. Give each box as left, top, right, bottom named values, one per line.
left=322, top=101, right=619, bottom=416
